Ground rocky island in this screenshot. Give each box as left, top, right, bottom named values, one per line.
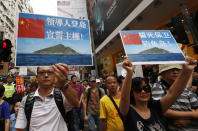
left=139, top=47, right=171, bottom=54
left=33, top=44, right=79, bottom=54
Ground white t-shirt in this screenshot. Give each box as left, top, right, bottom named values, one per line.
left=15, top=88, right=68, bottom=131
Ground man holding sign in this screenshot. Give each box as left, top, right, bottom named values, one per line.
left=15, top=63, right=79, bottom=131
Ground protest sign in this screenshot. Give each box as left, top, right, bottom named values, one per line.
left=120, top=30, right=185, bottom=65
left=16, top=76, right=25, bottom=93
left=16, top=13, right=93, bottom=66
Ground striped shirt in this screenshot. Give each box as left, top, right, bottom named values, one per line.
left=152, top=80, right=198, bottom=110
left=152, top=79, right=198, bottom=131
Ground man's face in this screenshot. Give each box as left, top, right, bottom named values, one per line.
left=7, top=77, right=13, bottom=83
left=161, top=68, right=181, bottom=84
left=83, top=81, right=88, bottom=86
left=99, top=78, right=103, bottom=83
left=71, top=76, right=77, bottom=84
left=89, top=81, right=97, bottom=88
left=36, top=66, right=55, bottom=88
left=14, top=102, right=21, bottom=115
left=106, top=76, right=118, bottom=93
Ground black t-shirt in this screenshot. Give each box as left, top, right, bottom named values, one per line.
left=125, top=100, right=166, bottom=131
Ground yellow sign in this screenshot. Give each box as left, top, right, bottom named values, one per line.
left=102, top=56, right=114, bottom=76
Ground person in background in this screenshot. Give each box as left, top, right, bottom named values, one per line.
left=15, top=64, right=79, bottom=131
left=3, top=75, right=15, bottom=112
left=117, top=75, right=125, bottom=92
left=10, top=100, right=21, bottom=131
left=82, top=80, right=90, bottom=91
left=119, top=56, right=197, bottom=131
left=83, top=77, right=105, bottom=131
left=99, top=77, right=107, bottom=94
left=29, top=82, right=38, bottom=93
left=25, top=82, right=31, bottom=95
left=69, top=75, right=84, bottom=131
left=100, top=76, right=124, bottom=131
left=152, top=63, right=198, bottom=130
left=0, top=85, right=10, bottom=131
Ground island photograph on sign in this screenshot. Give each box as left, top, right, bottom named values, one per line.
left=16, top=13, right=93, bottom=66
left=120, top=30, right=185, bottom=65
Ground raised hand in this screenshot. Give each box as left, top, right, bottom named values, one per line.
left=122, top=56, right=134, bottom=74
left=183, top=56, right=197, bottom=71
left=52, top=63, right=69, bottom=89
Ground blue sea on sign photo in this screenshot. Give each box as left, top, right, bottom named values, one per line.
left=128, top=53, right=185, bottom=62
left=16, top=54, right=92, bottom=66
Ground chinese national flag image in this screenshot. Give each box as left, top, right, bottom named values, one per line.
left=121, top=33, right=142, bottom=45
left=18, top=17, right=45, bottom=38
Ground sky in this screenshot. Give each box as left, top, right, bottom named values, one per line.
left=30, top=0, right=57, bottom=16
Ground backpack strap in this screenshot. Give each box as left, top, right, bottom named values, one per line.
left=25, top=92, right=35, bottom=131
left=86, top=88, right=91, bottom=114
left=107, top=95, right=125, bottom=125
left=53, top=88, right=67, bottom=124
left=98, top=88, right=102, bottom=99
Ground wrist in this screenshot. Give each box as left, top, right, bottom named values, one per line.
left=62, top=83, right=69, bottom=92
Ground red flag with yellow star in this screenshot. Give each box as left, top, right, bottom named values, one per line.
left=120, top=33, right=142, bottom=45
left=18, top=17, right=45, bottom=38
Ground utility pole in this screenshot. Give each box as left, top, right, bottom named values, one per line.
left=0, top=26, right=4, bottom=41
left=90, top=27, right=99, bottom=78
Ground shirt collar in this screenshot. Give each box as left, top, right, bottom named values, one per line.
left=6, top=82, right=14, bottom=86
left=34, top=88, right=54, bottom=98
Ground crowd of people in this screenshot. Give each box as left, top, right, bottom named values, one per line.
left=0, top=56, right=198, bottom=131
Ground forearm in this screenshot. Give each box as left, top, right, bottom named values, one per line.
left=83, top=99, right=87, bottom=117
left=170, top=69, right=192, bottom=97
left=164, top=109, right=193, bottom=119
left=119, top=71, right=133, bottom=115
left=79, top=94, right=84, bottom=104
left=100, top=119, right=107, bottom=131
left=5, top=119, right=10, bottom=131
left=63, top=85, right=79, bottom=107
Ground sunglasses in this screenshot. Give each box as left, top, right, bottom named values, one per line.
left=133, top=85, right=151, bottom=93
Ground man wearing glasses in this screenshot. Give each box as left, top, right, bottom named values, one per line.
left=15, top=63, right=79, bottom=131
left=152, top=64, right=198, bottom=131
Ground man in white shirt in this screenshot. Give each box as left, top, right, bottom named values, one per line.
left=15, top=63, right=79, bottom=131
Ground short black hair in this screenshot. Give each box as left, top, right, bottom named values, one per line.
left=117, top=75, right=125, bottom=84
left=0, top=85, right=5, bottom=98
left=83, top=79, right=88, bottom=82
left=130, top=77, right=152, bottom=106
left=30, top=82, right=38, bottom=89
left=7, top=74, right=13, bottom=79
left=71, top=75, right=77, bottom=80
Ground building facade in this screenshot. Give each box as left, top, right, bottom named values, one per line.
left=87, top=0, right=198, bottom=77
left=57, top=0, right=88, bottom=19
left=0, top=0, right=33, bottom=62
